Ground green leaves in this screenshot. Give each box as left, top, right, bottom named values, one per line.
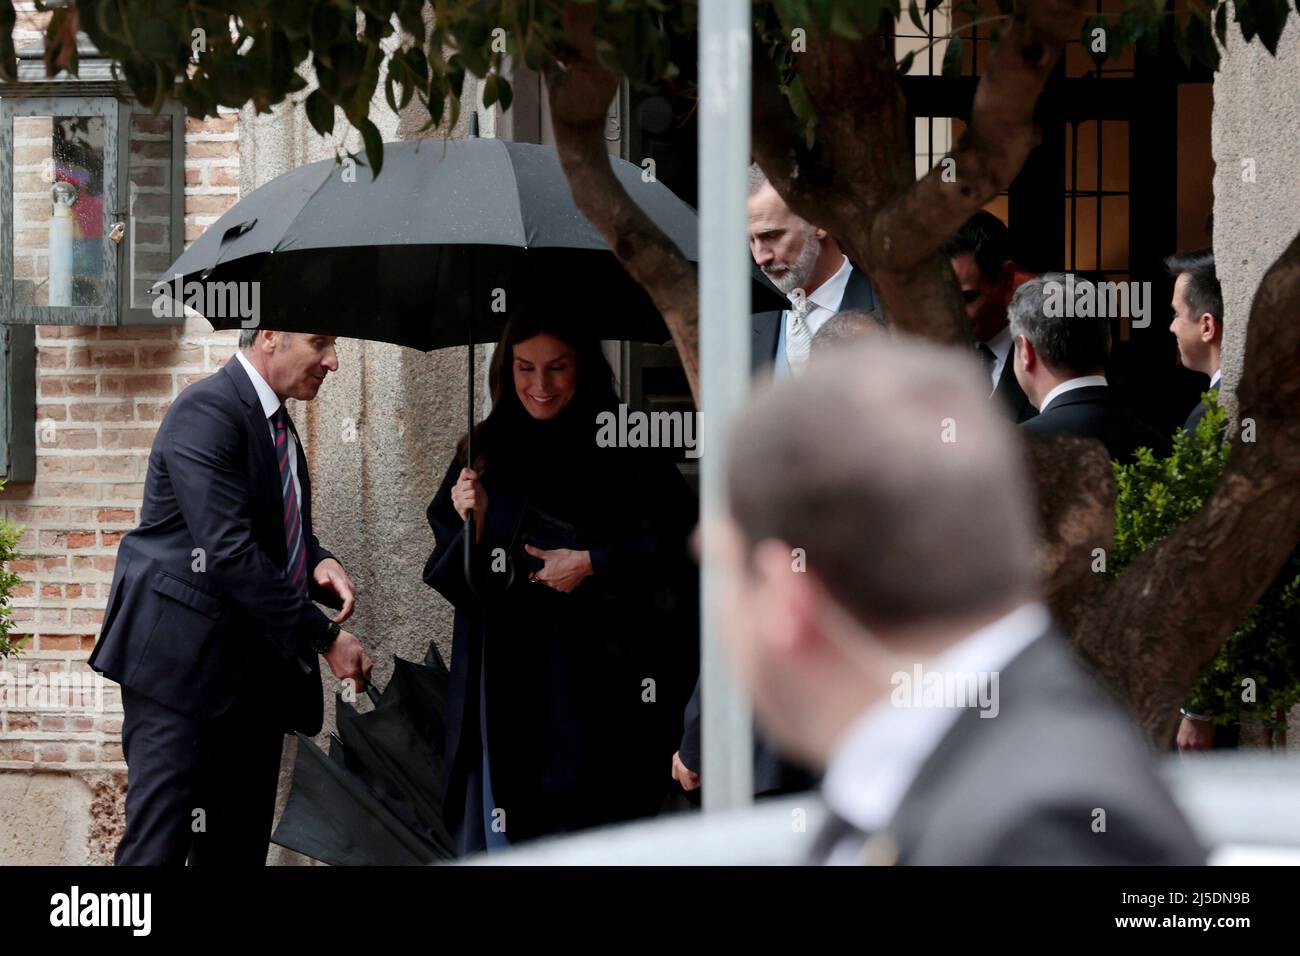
left=941, top=32, right=963, bottom=77
left=482, top=72, right=513, bottom=111
left=358, top=116, right=384, bottom=178
left=1236, top=0, right=1291, bottom=55
left=305, top=88, right=335, bottom=137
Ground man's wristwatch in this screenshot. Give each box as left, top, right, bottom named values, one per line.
left=309, top=620, right=341, bottom=655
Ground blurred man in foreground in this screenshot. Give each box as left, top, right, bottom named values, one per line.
left=711, top=339, right=1205, bottom=865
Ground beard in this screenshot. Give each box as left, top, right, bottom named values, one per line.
left=763, top=228, right=822, bottom=295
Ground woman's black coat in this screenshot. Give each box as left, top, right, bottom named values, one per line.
left=423, top=408, right=698, bottom=853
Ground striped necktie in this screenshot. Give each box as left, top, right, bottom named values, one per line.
left=271, top=406, right=307, bottom=591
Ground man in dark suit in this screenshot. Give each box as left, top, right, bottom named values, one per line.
left=944, top=211, right=1037, bottom=423
left=745, top=166, right=881, bottom=376
left=1164, top=249, right=1231, bottom=751
left=1011, top=274, right=1171, bottom=462
left=1165, top=247, right=1224, bottom=436
left=90, top=328, right=373, bottom=865
left=711, top=339, right=1204, bottom=865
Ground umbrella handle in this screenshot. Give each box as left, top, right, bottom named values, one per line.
left=464, top=511, right=478, bottom=596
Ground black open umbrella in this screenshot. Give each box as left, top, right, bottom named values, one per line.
left=155, top=125, right=783, bottom=582
left=272, top=645, right=456, bottom=866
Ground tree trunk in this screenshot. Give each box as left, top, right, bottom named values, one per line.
left=545, top=2, right=701, bottom=404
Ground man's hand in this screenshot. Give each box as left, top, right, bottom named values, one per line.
left=671, top=751, right=701, bottom=792
left=324, top=629, right=372, bottom=691
left=524, top=545, right=593, bottom=593
left=313, top=557, right=356, bottom=623
left=1177, top=716, right=1216, bottom=752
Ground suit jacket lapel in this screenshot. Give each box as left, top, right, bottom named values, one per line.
left=838, top=266, right=881, bottom=316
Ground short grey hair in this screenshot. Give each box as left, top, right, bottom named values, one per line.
left=811, top=309, right=886, bottom=356
left=238, top=328, right=259, bottom=349
left=727, top=339, right=1037, bottom=633
left=748, top=163, right=768, bottom=196
left=1007, top=273, right=1110, bottom=376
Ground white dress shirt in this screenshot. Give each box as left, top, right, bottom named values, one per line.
left=1038, top=374, right=1108, bottom=414
left=235, top=350, right=302, bottom=512
left=1209, top=368, right=1222, bottom=389
left=820, top=602, right=1052, bottom=865
left=775, top=255, right=854, bottom=379
left=979, top=325, right=1013, bottom=395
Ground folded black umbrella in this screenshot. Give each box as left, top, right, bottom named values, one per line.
left=272, top=647, right=455, bottom=865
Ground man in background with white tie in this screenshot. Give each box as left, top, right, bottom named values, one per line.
left=746, top=166, right=881, bottom=377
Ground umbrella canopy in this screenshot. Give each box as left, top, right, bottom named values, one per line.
left=157, top=136, right=786, bottom=350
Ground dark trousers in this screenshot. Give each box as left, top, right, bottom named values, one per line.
left=115, top=686, right=284, bottom=866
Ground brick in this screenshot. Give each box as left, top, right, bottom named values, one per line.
left=100, top=325, right=176, bottom=342
left=100, top=374, right=173, bottom=396
left=0, top=742, right=36, bottom=763
left=37, top=347, right=67, bottom=370
left=140, top=344, right=203, bottom=368
left=185, top=141, right=239, bottom=159
left=35, top=483, right=98, bottom=501
left=36, top=745, right=69, bottom=764
left=76, top=556, right=119, bottom=574
left=187, top=115, right=238, bottom=134
left=6, top=714, right=39, bottom=733
left=69, top=401, right=132, bottom=423
left=100, top=744, right=125, bottom=763
left=39, top=716, right=66, bottom=732
left=209, top=167, right=241, bottom=188
left=186, top=194, right=237, bottom=216
left=37, top=325, right=97, bottom=340
left=44, top=428, right=98, bottom=450
left=65, top=531, right=97, bottom=549
left=72, top=347, right=136, bottom=370
left=96, top=508, right=136, bottom=523
left=101, top=429, right=157, bottom=450
left=72, top=608, right=104, bottom=627
left=40, top=583, right=62, bottom=599
left=101, top=531, right=124, bottom=548
left=36, top=403, right=68, bottom=421
left=135, top=401, right=173, bottom=422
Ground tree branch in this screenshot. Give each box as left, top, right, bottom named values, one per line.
left=545, top=2, right=700, bottom=403
left=869, top=0, right=1089, bottom=273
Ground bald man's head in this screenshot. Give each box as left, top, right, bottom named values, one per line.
left=726, top=338, right=1038, bottom=633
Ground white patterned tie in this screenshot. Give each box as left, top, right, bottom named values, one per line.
left=786, top=295, right=814, bottom=374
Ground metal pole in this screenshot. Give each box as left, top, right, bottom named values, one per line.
left=698, top=0, right=754, bottom=812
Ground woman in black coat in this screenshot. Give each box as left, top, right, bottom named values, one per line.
left=423, top=309, right=698, bottom=855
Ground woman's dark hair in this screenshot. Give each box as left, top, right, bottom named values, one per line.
left=456, top=306, right=618, bottom=469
